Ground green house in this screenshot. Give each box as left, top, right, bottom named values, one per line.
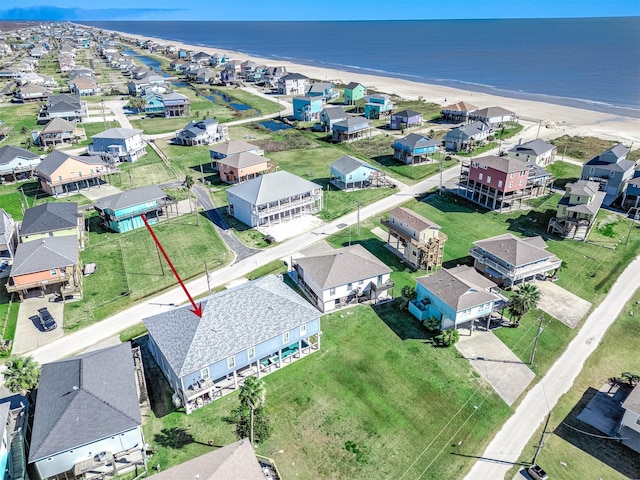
left=344, top=82, right=366, bottom=105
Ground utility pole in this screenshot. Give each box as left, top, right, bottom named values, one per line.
left=532, top=413, right=551, bottom=466
left=439, top=150, right=443, bottom=196
left=204, top=260, right=211, bottom=294
left=529, top=314, right=545, bottom=365
left=356, top=200, right=360, bottom=237
left=562, top=144, right=568, bottom=162
left=154, top=237, right=165, bottom=276
left=536, top=119, right=542, bottom=140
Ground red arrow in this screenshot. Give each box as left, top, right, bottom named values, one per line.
left=141, top=215, right=203, bottom=317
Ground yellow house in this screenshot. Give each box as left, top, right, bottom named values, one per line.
left=19, top=202, right=84, bottom=250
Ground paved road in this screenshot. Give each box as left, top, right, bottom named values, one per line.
left=23, top=165, right=460, bottom=366
left=463, top=254, right=640, bottom=480
left=192, top=184, right=259, bottom=263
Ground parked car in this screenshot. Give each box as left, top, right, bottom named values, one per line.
left=37, top=307, right=57, bottom=332
left=527, top=464, right=549, bottom=480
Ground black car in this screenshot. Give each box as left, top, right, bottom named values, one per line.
left=37, top=307, right=57, bottom=332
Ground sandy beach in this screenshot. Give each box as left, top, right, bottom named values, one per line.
left=107, top=28, right=640, bottom=147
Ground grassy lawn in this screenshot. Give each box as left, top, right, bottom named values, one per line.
left=457, top=142, right=499, bottom=157
left=0, top=283, right=18, bottom=356
left=547, top=162, right=582, bottom=189
left=75, top=120, right=120, bottom=146
left=245, top=259, right=288, bottom=281
left=141, top=304, right=510, bottom=479
left=109, top=146, right=179, bottom=190
left=508, top=290, right=640, bottom=480
left=393, top=99, right=443, bottom=121
left=550, top=135, right=619, bottom=162
left=494, top=123, right=524, bottom=140
left=0, top=103, right=40, bottom=148
left=64, top=214, right=232, bottom=331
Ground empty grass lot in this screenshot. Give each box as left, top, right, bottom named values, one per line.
left=550, top=135, right=620, bottom=162
left=509, top=290, right=640, bottom=480
left=64, top=214, right=231, bottom=330
left=141, top=304, right=510, bottom=480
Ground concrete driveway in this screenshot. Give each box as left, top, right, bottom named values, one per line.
left=81, top=184, right=123, bottom=201
left=535, top=280, right=592, bottom=328
left=12, top=295, right=65, bottom=355
left=456, top=325, right=535, bottom=406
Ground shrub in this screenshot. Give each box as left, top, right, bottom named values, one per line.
left=434, top=329, right=459, bottom=347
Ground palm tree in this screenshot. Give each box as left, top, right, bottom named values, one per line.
left=239, top=377, right=266, bottom=444
left=508, top=283, right=541, bottom=326
left=4, top=355, right=40, bottom=395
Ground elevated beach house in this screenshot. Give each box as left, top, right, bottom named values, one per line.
left=458, top=155, right=550, bottom=212
left=617, top=384, right=640, bottom=454
left=441, top=101, right=478, bottom=123
left=19, top=202, right=83, bottom=249
left=36, top=117, right=84, bottom=148
left=277, top=73, right=310, bottom=95
left=37, top=93, right=87, bottom=123
left=547, top=180, right=606, bottom=241
left=332, top=116, right=373, bottom=143
left=392, top=133, right=441, bottom=164
left=292, top=96, right=323, bottom=121
left=175, top=118, right=229, bottom=146
left=306, top=81, right=338, bottom=102
left=226, top=171, right=322, bottom=227
left=209, top=140, right=263, bottom=161
left=36, top=150, right=118, bottom=197
left=217, top=151, right=272, bottom=184
left=6, top=236, right=81, bottom=300
left=469, top=233, right=562, bottom=287
left=409, top=265, right=504, bottom=330
left=622, top=169, right=640, bottom=209
left=382, top=207, right=447, bottom=271
left=318, top=106, right=349, bottom=132
left=390, top=109, right=423, bottom=130
left=507, top=138, right=557, bottom=167
left=469, top=106, right=516, bottom=128
left=28, top=344, right=146, bottom=480
left=94, top=185, right=178, bottom=233
left=0, top=145, right=41, bottom=182
left=329, top=155, right=390, bottom=190
left=0, top=208, right=17, bottom=263
left=14, top=84, right=51, bottom=103
left=293, top=244, right=394, bottom=312
left=580, top=144, right=634, bottom=203
left=343, top=82, right=366, bottom=105
left=88, top=127, right=146, bottom=163
left=144, top=92, right=190, bottom=117
left=443, top=121, right=491, bottom=152
left=144, top=275, right=321, bottom=413
left=364, top=94, right=394, bottom=119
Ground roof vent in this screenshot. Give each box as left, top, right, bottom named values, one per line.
left=72, top=385, right=79, bottom=390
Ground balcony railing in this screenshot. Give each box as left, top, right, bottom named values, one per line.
left=254, top=195, right=320, bottom=216
left=469, top=247, right=562, bottom=280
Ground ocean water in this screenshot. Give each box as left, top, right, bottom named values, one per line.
left=82, top=19, right=640, bottom=117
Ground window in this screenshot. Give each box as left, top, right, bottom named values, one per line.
left=486, top=176, right=491, bottom=184
left=282, top=332, right=290, bottom=344
left=472, top=161, right=478, bottom=167
left=498, top=180, right=503, bottom=188
left=300, top=324, right=307, bottom=336
left=478, top=173, right=483, bottom=180
left=347, top=282, right=352, bottom=290
left=50, top=269, right=57, bottom=276
left=201, top=367, right=210, bottom=380
left=227, top=356, right=236, bottom=369
left=247, top=347, right=256, bottom=360
left=509, top=181, right=514, bottom=188
left=510, top=172, right=515, bottom=179
left=58, top=175, right=63, bottom=181
left=589, top=167, right=595, bottom=174
left=377, top=274, right=383, bottom=285
left=358, top=279, right=364, bottom=285
left=609, top=170, right=615, bottom=178
left=519, top=179, right=524, bottom=186
left=329, top=287, right=335, bottom=295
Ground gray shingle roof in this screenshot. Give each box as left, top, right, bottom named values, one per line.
left=28, top=343, right=141, bottom=462
left=94, top=185, right=167, bottom=212
left=333, top=116, right=371, bottom=129
left=307, top=82, right=333, bottom=94
left=20, top=202, right=79, bottom=236
left=0, top=145, right=39, bottom=166
left=330, top=155, right=376, bottom=175
left=36, top=150, right=107, bottom=177
left=417, top=265, right=500, bottom=312
left=388, top=207, right=440, bottom=232
left=322, top=106, right=348, bottom=120
left=0, top=208, right=12, bottom=239
left=584, top=144, right=634, bottom=172
left=445, top=121, right=489, bottom=140
left=210, top=140, right=259, bottom=157
left=148, top=439, right=265, bottom=480
left=509, top=139, right=555, bottom=157
left=91, top=127, right=142, bottom=140
left=282, top=73, right=308, bottom=81
left=471, top=106, right=515, bottom=118
left=473, top=233, right=553, bottom=267
left=144, top=275, right=321, bottom=377
left=296, top=244, right=391, bottom=290
left=40, top=117, right=75, bottom=134
left=622, top=384, right=640, bottom=414
left=566, top=180, right=600, bottom=197
left=394, top=133, right=439, bottom=150
left=392, top=109, right=422, bottom=118
left=11, top=236, right=78, bottom=276
left=473, top=155, right=529, bottom=174
left=345, top=82, right=364, bottom=90
left=227, top=171, right=321, bottom=206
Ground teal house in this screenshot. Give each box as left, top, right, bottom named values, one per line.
left=408, top=265, right=504, bottom=330
left=143, top=93, right=165, bottom=116
left=344, top=82, right=366, bottom=105
left=364, top=94, right=394, bottom=119
left=292, top=96, right=323, bottom=121
left=94, top=185, right=178, bottom=233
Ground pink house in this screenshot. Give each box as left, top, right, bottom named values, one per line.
left=459, top=155, right=549, bottom=212
left=217, top=152, right=271, bottom=184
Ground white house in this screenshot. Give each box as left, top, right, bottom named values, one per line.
left=507, top=139, right=557, bottom=167
left=88, top=127, right=146, bottom=163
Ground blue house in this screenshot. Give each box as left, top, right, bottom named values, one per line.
left=318, top=106, right=348, bottom=132
left=292, top=96, right=323, bottom=121
left=581, top=144, right=635, bottom=203
left=143, top=92, right=165, bottom=116
left=144, top=275, right=322, bottom=414
left=390, top=109, right=423, bottom=130
left=364, top=94, right=394, bottom=119
left=408, top=265, right=505, bottom=330
left=330, top=155, right=381, bottom=190
left=94, top=185, right=178, bottom=233
left=332, top=116, right=372, bottom=143
left=392, top=133, right=441, bottom=164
